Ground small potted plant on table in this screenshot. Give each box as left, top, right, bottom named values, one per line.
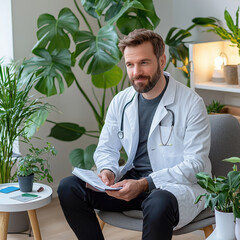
left=16, top=143, right=57, bottom=192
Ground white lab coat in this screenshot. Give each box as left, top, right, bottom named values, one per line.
left=94, top=72, right=211, bottom=229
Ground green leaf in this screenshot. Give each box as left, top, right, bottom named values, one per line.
left=34, top=8, right=80, bottom=53
left=192, top=17, right=218, bottom=27
left=227, top=171, right=240, bottom=189
left=224, top=9, right=236, bottom=34
left=81, top=0, right=99, bottom=19
left=92, top=65, right=123, bottom=88
left=107, top=0, right=144, bottom=25
left=69, top=144, right=97, bottom=169
left=116, top=0, right=160, bottom=35
left=105, top=1, right=123, bottom=21
left=74, top=25, right=121, bottom=75
left=223, top=157, right=240, bottom=164
left=95, top=0, right=112, bottom=16
left=25, top=49, right=75, bottom=96
left=49, top=122, right=86, bottom=141
left=24, top=108, right=49, bottom=138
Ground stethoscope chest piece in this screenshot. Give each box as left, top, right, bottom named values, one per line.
left=118, top=131, right=124, bottom=139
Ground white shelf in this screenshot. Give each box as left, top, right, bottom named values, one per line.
left=195, top=81, right=240, bottom=93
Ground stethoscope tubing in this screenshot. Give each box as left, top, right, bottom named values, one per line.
left=117, top=94, right=175, bottom=144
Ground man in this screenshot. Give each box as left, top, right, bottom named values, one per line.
left=58, top=29, right=211, bottom=240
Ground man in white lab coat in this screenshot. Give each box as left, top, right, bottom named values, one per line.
left=58, top=29, right=211, bottom=240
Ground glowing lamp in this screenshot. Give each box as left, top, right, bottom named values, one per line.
left=212, top=52, right=227, bottom=82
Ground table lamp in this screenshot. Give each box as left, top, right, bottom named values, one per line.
left=212, top=52, right=227, bottom=83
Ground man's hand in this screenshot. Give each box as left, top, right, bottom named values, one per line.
left=98, top=169, right=115, bottom=186
left=106, top=178, right=148, bottom=201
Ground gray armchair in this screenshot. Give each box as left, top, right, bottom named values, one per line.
left=97, top=114, right=240, bottom=239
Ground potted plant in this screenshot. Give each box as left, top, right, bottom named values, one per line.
left=16, top=143, right=57, bottom=192
left=0, top=61, right=52, bottom=184
left=0, top=61, right=52, bottom=232
left=208, top=8, right=240, bottom=85
left=206, top=100, right=225, bottom=114
left=195, top=157, right=240, bottom=240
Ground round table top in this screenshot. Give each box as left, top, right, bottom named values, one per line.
left=0, top=183, right=52, bottom=212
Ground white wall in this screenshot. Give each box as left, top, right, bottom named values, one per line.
left=0, top=0, right=14, bottom=61
left=9, top=0, right=240, bottom=194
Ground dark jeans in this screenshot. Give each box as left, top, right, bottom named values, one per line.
left=57, top=173, right=179, bottom=240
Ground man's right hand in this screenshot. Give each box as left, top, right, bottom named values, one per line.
left=98, top=169, right=115, bottom=186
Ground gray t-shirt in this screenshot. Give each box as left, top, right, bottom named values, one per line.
left=133, top=76, right=169, bottom=191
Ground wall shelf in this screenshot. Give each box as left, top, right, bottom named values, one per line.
left=194, top=82, right=240, bottom=93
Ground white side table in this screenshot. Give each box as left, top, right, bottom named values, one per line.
left=0, top=183, right=52, bottom=240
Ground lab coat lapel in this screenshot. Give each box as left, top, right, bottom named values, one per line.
left=149, top=75, right=176, bottom=138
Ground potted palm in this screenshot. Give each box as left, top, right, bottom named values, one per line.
left=0, top=61, right=51, bottom=183
left=0, top=61, right=52, bottom=233
left=209, top=8, right=240, bottom=85
left=195, top=157, right=240, bottom=240
left=16, top=143, right=57, bottom=192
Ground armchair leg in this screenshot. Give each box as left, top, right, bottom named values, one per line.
left=97, top=215, right=105, bottom=230
left=201, top=225, right=214, bottom=238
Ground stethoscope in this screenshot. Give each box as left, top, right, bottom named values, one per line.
left=117, top=94, right=136, bottom=139
left=159, top=109, right=174, bottom=146
left=117, top=94, right=175, bottom=146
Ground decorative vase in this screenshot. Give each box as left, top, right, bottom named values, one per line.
left=237, top=64, right=240, bottom=86
left=236, top=218, right=240, bottom=240
left=18, top=174, right=34, bottom=192
left=224, top=65, right=238, bottom=85
left=215, top=209, right=236, bottom=240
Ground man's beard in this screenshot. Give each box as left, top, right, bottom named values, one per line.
left=130, top=64, right=161, bottom=93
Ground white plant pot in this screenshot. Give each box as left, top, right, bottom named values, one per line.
left=215, top=209, right=236, bottom=240
left=236, top=218, right=240, bottom=240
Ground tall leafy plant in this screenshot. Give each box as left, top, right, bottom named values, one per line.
left=25, top=0, right=160, bottom=169
left=26, top=1, right=218, bottom=169
left=208, top=8, right=240, bottom=56
left=0, top=62, right=51, bottom=183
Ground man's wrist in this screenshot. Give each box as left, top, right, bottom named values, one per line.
left=139, top=178, right=149, bottom=192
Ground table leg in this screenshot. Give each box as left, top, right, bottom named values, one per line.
left=28, top=210, right=42, bottom=240
left=0, top=212, right=9, bottom=240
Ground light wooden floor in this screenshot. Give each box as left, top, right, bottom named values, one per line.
left=7, top=197, right=205, bottom=240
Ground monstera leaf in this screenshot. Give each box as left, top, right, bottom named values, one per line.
left=25, top=48, right=75, bottom=96
left=116, top=0, right=160, bottom=35
left=70, top=144, right=97, bottom=170
left=91, top=65, right=123, bottom=88
left=33, top=8, right=80, bottom=53
left=49, top=122, right=86, bottom=141
left=74, top=25, right=122, bottom=75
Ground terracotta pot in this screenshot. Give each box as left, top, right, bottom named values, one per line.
left=224, top=65, right=238, bottom=85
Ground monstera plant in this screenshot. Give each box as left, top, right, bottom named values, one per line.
left=26, top=0, right=218, bottom=169
left=24, top=0, right=160, bottom=169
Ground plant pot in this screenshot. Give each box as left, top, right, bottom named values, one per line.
left=224, top=65, right=238, bottom=85
left=18, top=174, right=34, bottom=192
left=236, top=218, right=240, bottom=240
left=238, top=64, right=240, bottom=86
left=8, top=211, right=30, bottom=233
left=215, top=209, right=236, bottom=240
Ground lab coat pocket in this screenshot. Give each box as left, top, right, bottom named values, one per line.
left=159, top=126, right=185, bottom=157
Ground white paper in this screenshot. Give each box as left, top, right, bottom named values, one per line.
left=72, top=167, right=122, bottom=192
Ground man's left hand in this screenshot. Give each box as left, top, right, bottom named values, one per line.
left=106, top=178, right=148, bottom=201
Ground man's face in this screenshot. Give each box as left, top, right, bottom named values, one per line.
left=124, top=41, right=162, bottom=93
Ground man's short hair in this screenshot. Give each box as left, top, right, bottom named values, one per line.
left=118, top=29, right=165, bottom=59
